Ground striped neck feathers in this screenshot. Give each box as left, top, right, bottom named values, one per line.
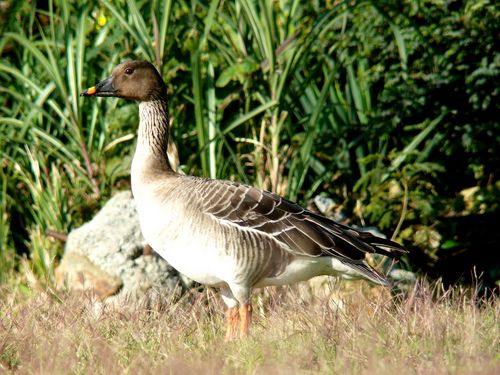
left=137, top=99, right=172, bottom=170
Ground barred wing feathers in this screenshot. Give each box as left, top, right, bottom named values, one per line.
left=197, top=178, right=407, bottom=285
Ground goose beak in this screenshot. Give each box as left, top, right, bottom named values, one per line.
left=80, top=86, right=96, bottom=96
left=80, top=76, right=117, bottom=97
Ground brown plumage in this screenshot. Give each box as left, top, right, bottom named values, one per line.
left=81, top=60, right=407, bottom=340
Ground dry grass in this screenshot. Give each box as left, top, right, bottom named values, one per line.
left=0, top=280, right=499, bottom=375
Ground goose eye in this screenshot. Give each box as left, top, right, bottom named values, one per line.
left=125, top=68, right=134, bottom=75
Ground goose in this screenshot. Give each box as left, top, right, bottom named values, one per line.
left=81, top=60, right=407, bottom=340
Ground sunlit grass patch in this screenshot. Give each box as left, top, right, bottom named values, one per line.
left=1, top=281, right=498, bottom=374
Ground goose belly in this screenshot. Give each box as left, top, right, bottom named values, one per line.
left=136, top=202, right=230, bottom=287
left=255, top=256, right=363, bottom=287
left=255, top=256, right=330, bottom=287
left=156, top=240, right=229, bottom=287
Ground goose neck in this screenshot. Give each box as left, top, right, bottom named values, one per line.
left=136, top=99, right=172, bottom=170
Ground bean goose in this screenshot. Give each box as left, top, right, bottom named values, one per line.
left=81, top=60, right=407, bottom=340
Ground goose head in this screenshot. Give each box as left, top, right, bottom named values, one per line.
left=80, top=60, right=165, bottom=101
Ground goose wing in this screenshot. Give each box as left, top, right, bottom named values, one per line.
left=197, top=178, right=406, bottom=283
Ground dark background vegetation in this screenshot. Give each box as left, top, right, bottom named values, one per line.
left=0, top=0, right=498, bottom=289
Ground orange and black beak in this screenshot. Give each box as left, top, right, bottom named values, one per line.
left=80, top=76, right=116, bottom=97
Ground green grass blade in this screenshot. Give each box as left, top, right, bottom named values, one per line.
left=391, top=113, right=446, bottom=171
left=158, top=0, right=173, bottom=61
left=222, top=100, right=278, bottom=136
left=206, top=61, right=217, bottom=179
left=101, top=0, right=153, bottom=61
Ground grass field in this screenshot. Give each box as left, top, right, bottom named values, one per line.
left=1, top=280, right=498, bottom=374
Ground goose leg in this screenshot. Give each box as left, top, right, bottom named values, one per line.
left=221, top=287, right=239, bottom=341
left=228, top=284, right=252, bottom=338
left=225, top=306, right=239, bottom=341
left=239, top=303, right=252, bottom=337
left=223, top=284, right=252, bottom=339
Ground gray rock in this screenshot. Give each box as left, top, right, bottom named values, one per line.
left=55, top=252, right=123, bottom=299
left=313, top=195, right=346, bottom=222
left=314, top=195, right=336, bottom=214
left=59, top=191, right=184, bottom=300
left=388, top=269, right=418, bottom=293
left=389, top=269, right=417, bottom=283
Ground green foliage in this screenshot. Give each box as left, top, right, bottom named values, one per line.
left=0, top=0, right=498, bottom=286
